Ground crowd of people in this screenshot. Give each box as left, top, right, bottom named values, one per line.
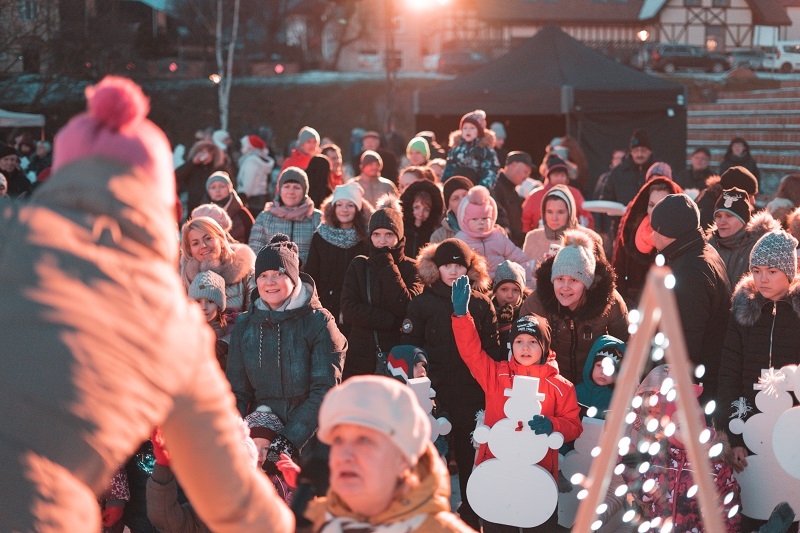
left=3, top=75, right=800, bottom=533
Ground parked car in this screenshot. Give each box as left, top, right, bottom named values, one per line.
left=646, top=43, right=730, bottom=73
left=727, top=48, right=765, bottom=70
left=437, top=50, right=489, bottom=74
left=760, top=41, right=800, bottom=73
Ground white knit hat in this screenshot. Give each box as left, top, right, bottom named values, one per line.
left=331, top=181, right=364, bottom=210
left=317, top=375, right=431, bottom=465
left=191, top=204, right=232, bottom=232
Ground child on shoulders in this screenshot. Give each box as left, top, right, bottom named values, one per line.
left=442, top=110, right=500, bottom=189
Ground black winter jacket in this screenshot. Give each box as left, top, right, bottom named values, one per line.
left=717, top=276, right=800, bottom=448
left=659, top=228, right=731, bottom=401
left=598, top=152, right=655, bottom=206
left=340, top=243, right=422, bottom=378
left=493, top=171, right=526, bottom=247
left=400, top=180, right=444, bottom=259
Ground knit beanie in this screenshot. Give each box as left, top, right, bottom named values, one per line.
left=212, top=129, right=230, bottom=151
left=551, top=230, right=597, bottom=289
left=188, top=270, right=226, bottom=311
left=490, top=122, right=507, bottom=140
left=720, top=166, right=759, bottom=196
left=456, top=185, right=497, bottom=236
left=386, top=345, right=429, bottom=384
left=442, top=176, right=473, bottom=206
left=433, top=238, right=472, bottom=269
left=460, top=110, right=486, bottom=138
left=0, top=144, right=15, bottom=159
left=297, top=126, right=320, bottom=146
left=362, top=130, right=380, bottom=141
left=206, top=170, right=233, bottom=193
left=650, top=193, right=700, bottom=239
left=245, top=405, right=284, bottom=442
left=714, top=187, right=752, bottom=225
left=646, top=162, right=672, bottom=181
left=191, top=204, right=232, bottom=232
left=277, top=166, right=309, bottom=198
left=318, top=375, right=431, bottom=465
left=255, top=234, right=300, bottom=286
left=750, top=230, right=798, bottom=281
left=629, top=129, right=652, bottom=151
left=509, top=314, right=552, bottom=358
left=493, top=260, right=526, bottom=291
left=52, top=76, right=175, bottom=202
left=369, top=207, right=404, bottom=241
left=406, top=137, right=430, bottom=160
left=545, top=154, right=571, bottom=179
left=360, top=150, right=383, bottom=169
left=506, top=151, right=533, bottom=168
left=241, top=134, right=266, bottom=152
left=332, top=181, right=364, bottom=210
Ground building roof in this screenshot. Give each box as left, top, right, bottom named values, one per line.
left=475, top=0, right=789, bottom=26
left=476, top=0, right=645, bottom=24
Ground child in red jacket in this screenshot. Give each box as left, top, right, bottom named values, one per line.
left=451, top=275, right=582, bottom=530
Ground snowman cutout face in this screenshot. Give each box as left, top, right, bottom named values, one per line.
left=468, top=375, right=564, bottom=528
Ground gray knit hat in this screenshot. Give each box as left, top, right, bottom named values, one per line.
left=551, top=230, right=596, bottom=289
left=750, top=230, right=799, bottom=281
left=206, top=170, right=233, bottom=193
left=297, top=126, right=320, bottom=146
left=188, top=270, right=226, bottom=311
left=494, top=260, right=526, bottom=291
left=277, top=166, right=309, bottom=198
left=245, top=405, right=284, bottom=442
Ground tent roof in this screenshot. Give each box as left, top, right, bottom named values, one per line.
left=415, top=24, right=684, bottom=116
left=0, top=108, right=45, bottom=128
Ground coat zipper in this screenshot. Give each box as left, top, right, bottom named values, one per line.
left=769, top=301, right=777, bottom=368
left=569, top=319, right=577, bottom=380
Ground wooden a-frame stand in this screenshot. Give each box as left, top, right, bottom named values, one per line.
left=572, top=266, right=726, bottom=533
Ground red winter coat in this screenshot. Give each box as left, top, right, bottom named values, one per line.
left=452, top=314, right=583, bottom=480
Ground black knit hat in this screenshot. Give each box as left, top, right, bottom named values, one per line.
left=442, top=176, right=473, bottom=206
left=369, top=207, right=404, bottom=241
left=545, top=154, right=571, bottom=178
left=255, top=234, right=300, bottom=286
left=0, top=144, right=16, bottom=159
left=715, top=187, right=752, bottom=225
left=506, top=151, right=534, bottom=168
left=433, top=238, right=471, bottom=269
left=720, top=166, right=759, bottom=196
left=629, top=129, right=652, bottom=151
left=650, top=193, right=700, bottom=239
left=510, top=314, right=551, bottom=360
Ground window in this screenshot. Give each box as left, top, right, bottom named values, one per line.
left=712, top=0, right=729, bottom=6
left=684, top=0, right=700, bottom=6
left=18, top=0, right=38, bottom=20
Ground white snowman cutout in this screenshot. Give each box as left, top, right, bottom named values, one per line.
left=407, top=377, right=452, bottom=441
left=467, top=375, right=563, bottom=527
left=729, top=365, right=800, bottom=520
left=558, top=416, right=606, bottom=528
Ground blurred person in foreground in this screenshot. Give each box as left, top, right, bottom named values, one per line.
left=0, top=76, right=293, bottom=533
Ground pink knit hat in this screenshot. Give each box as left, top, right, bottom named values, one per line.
left=52, top=76, right=175, bottom=202
left=456, top=185, right=497, bottom=238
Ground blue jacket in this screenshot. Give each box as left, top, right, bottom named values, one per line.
left=574, top=335, right=626, bottom=419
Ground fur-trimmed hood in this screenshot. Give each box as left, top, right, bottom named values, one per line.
left=534, top=252, right=617, bottom=322
left=617, top=177, right=683, bottom=262
left=181, top=242, right=255, bottom=286
left=320, top=194, right=374, bottom=241
left=731, top=274, right=800, bottom=327
left=447, top=128, right=496, bottom=150
left=708, top=210, right=780, bottom=243
left=416, top=240, right=491, bottom=292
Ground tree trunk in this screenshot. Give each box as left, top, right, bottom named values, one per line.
left=216, top=0, right=240, bottom=131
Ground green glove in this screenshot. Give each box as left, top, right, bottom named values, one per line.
left=451, top=275, right=471, bottom=317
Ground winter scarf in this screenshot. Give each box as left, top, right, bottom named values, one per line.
left=317, top=224, right=359, bottom=249
left=268, top=197, right=316, bottom=221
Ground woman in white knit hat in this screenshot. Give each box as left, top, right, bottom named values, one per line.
left=304, top=375, right=474, bottom=533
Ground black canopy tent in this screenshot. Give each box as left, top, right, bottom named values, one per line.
left=414, top=24, right=687, bottom=192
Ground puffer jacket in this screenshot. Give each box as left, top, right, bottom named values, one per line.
left=519, top=255, right=629, bottom=385
left=226, top=273, right=346, bottom=452
left=236, top=150, right=274, bottom=199
left=400, top=180, right=445, bottom=259
left=717, top=275, right=800, bottom=447
left=305, top=443, right=475, bottom=533
left=402, top=242, right=501, bottom=391
left=442, top=130, right=500, bottom=189
left=340, top=241, right=423, bottom=378
left=451, top=314, right=582, bottom=480
left=598, top=151, right=655, bottom=206
left=658, top=228, right=731, bottom=402
left=574, top=335, right=626, bottom=419
left=708, top=211, right=780, bottom=288
left=180, top=242, right=256, bottom=313
left=612, top=177, right=683, bottom=306
left=0, top=157, right=291, bottom=533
